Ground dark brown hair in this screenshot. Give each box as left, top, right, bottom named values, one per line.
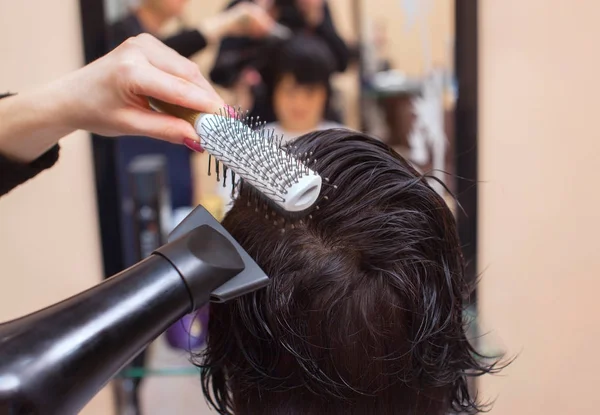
left=196, top=129, right=501, bottom=414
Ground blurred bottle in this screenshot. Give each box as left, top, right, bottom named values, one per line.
left=165, top=306, right=210, bottom=351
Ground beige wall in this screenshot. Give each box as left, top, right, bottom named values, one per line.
left=0, top=1, right=113, bottom=414
left=479, top=0, right=600, bottom=413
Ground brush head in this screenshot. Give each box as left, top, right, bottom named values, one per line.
left=196, top=110, right=322, bottom=215
left=147, top=98, right=323, bottom=216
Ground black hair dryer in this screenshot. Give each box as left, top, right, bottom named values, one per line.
left=0, top=206, right=268, bottom=414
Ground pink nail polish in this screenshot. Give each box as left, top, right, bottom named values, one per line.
left=184, top=137, right=203, bottom=152
left=226, top=105, right=237, bottom=118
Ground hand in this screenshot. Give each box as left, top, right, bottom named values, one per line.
left=239, top=68, right=263, bottom=87
left=231, top=68, right=261, bottom=110
left=201, top=2, right=275, bottom=41
left=54, top=34, right=224, bottom=144
left=222, top=1, right=276, bottom=38
left=296, top=0, right=325, bottom=28
left=0, top=34, right=225, bottom=162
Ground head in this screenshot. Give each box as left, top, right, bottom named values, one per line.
left=273, top=0, right=305, bottom=28
left=266, top=35, right=335, bottom=132
left=141, top=0, right=188, bottom=20
left=199, top=130, right=501, bottom=414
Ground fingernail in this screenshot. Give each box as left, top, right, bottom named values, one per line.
left=226, top=105, right=237, bottom=118
left=184, top=137, right=204, bottom=153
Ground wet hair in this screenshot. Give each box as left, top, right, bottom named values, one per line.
left=197, top=130, right=503, bottom=414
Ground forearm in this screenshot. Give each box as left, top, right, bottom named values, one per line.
left=0, top=83, right=74, bottom=163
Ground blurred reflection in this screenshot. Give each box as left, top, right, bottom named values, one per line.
left=263, top=34, right=344, bottom=142
left=90, top=1, right=463, bottom=414
left=106, top=0, right=275, bottom=56
left=360, top=0, right=456, bottom=208
left=107, top=0, right=207, bottom=55
left=210, top=0, right=350, bottom=124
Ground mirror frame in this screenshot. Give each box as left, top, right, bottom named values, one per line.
left=455, top=0, right=478, bottom=295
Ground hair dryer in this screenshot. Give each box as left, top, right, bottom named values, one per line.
left=0, top=206, right=269, bottom=414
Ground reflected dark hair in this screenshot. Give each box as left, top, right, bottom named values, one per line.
left=196, top=130, right=504, bottom=414
left=263, top=34, right=335, bottom=121
left=274, top=0, right=312, bottom=29
left=269, top=34, right=335, bottom=87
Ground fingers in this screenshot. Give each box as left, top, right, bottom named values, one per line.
left=249, top=8, right=276, bottom=36
left=229, top=2, right=275, bottom=38
left=254, top=0, right=274, bottom=10
left=127, top=34, right=223, bottom=105
left=126, top=60, right=223, bottom=115
left=118, top=107, right=199, bottom=144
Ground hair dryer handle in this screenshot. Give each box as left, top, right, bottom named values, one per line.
left=0, top=224, right=246, bottom=414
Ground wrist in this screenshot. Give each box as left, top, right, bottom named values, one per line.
left=199, top=14, right=232, bottom=43
left=36, top=78, right=77, bottom=132
left=0, top=82, right=75, bottom=163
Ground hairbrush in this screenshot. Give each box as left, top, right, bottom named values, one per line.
left=148, top=98, right=322, bottom=215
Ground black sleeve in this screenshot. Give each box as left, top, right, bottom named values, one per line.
left=314, top=3, right=349, bottom=73
left=0, top=145, right=60, bottom=197
left=107, top=15, right=207, bottom=58
left=0, top=93, right=61, bottom=197
left=209, top=0, right=255, bottom=87
left=210, top=37, right=262, bottom=87
left=107, top=17, right=139, bottom=50
left=162, top=29, right=208, bottom=58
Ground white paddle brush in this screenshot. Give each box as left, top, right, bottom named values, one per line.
left=148, top=98, right=322, bottom=214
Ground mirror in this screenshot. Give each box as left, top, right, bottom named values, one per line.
left=79, top=1, right=478, bottom=413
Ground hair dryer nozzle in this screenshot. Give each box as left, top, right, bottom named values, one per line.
left=167, top=205, right=269, bottom=303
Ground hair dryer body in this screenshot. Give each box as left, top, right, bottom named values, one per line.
left=0, top=206, right=268, bottom=414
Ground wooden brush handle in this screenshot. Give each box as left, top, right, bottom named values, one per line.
left=147, top=98, right=202, bottom=127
